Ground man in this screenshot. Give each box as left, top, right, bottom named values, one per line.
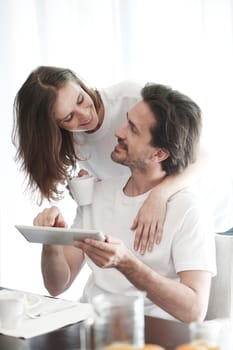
left=34, top=83, right=216, bottom=323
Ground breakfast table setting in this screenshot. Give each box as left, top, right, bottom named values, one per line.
left=0, top=286, right=232, bottom=349
left=0, top=286, right=191, bottom=350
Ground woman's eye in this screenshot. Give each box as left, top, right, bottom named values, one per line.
left=64, top=113, right=74, bottom=123
left=77, top=94, right=84, bottom=104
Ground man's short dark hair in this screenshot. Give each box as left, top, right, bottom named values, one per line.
left=141, top=83, right=202, bottom=175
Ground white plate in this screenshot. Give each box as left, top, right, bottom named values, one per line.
left=15, top=225, right=105, bottom=246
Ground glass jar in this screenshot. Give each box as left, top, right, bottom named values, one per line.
left=189, top=320, right=221, bottom=350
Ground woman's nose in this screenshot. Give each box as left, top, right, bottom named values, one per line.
left=76, top=105, right=89, bottom=117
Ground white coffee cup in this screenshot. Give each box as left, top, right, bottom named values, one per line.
left=67, top=175, right=95, bottom=206
left=0, top=298, right=24, bottom=329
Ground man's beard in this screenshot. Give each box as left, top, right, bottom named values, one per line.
left=111, top=151, right=147, bottom=172
left=111, top=137, right=148, bottom=171
left=110, top=150, right=127, bottom=166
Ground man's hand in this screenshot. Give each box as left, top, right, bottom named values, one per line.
left=33, top=206, right=67, bottom=228
left=74, top=235, right=131, bottom=268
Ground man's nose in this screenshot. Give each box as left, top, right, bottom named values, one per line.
left=115, top=122, right=127, bottom=139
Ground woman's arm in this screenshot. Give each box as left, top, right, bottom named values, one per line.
left=132, top=146, right=209, bottom=254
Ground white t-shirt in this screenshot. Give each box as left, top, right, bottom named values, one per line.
left=73, top=175, right=216, bottom=321
left=72, top=80, right=233, bottom=233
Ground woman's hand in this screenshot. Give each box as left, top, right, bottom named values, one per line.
left=67, top=168, right=89, bottom=199
left=131, top=147, right=208, bottom=255
left=78, top=168, right=89, bottom=177
left=131, top=189, right=167, bottom=255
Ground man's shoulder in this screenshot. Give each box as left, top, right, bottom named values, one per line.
left=168, top=187, right=209, bottom=215
left=167, top=187, right=215, bottom=236
left=169, top=186, right=201, bottom=203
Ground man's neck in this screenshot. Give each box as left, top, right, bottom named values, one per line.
left=123, top=169, right=167, bottom=197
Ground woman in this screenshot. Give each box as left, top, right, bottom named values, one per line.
left=12, top=66, right=205, bottom=254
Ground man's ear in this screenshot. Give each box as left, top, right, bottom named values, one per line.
left=151, top=148, right=170, bottom=162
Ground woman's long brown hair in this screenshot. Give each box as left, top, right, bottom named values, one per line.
left=12, top=66, right=102, bottom=203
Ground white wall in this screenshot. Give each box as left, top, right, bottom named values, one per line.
left=1, top=0, right=233, bottom=300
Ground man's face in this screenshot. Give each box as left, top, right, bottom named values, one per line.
left=111, top=100, right=158, bottom=170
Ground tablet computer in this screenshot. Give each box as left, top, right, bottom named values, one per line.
left=15, top=225, right=105, bottom=246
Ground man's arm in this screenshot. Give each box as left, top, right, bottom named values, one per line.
left=75, top=236, right=212, bottom=323
left=34, top=206, right=85, bottom=296
left=118, top=251, right=211, bottom=323
left=41, top=245, right=84, bottom=296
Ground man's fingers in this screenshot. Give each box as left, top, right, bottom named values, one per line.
left=33, top=206, right=65, bottom=227
left=74, top=239, right=113, bottom=267
left=54, top=215, right=67, bottom=228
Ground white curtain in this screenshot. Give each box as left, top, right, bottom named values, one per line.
left=0, top=0, right=233, bottom=300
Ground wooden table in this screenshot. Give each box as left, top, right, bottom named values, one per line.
left=0, top=288, right=190, bottom=350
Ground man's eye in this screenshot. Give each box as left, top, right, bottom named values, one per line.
left=129, top=123, right=137, bottom=133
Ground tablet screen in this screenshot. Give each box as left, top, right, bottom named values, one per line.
left=15, top=225, right=105, bottom=245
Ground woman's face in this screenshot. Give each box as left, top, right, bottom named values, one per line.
left=53, top=81, right=100, bottom=132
